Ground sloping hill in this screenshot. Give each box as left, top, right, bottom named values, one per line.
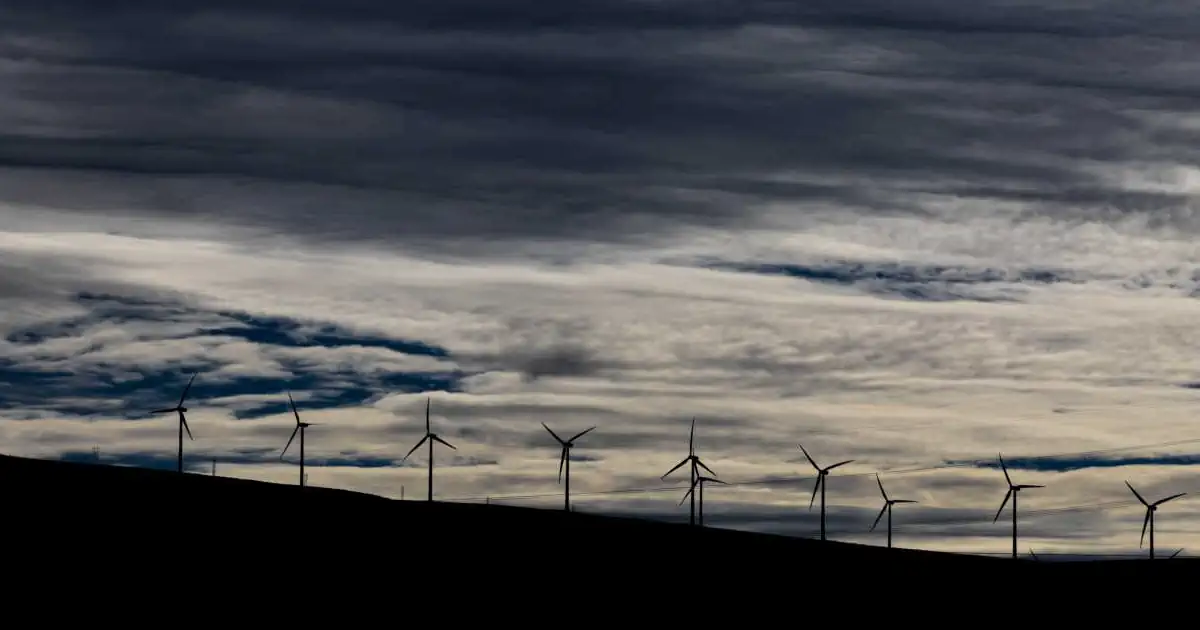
left=3, top=454, right=1191, bottom=585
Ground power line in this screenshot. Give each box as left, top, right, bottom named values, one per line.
left=448, top=435, right=1200, bottom=503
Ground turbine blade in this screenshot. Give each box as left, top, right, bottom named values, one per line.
left=1153, top=492, right=1187, bottom=506
left=542, top=422, right=565, bottom=445
left=696, top=458, right=716, bottom=477
left=688, top=417, right=695, bottom=456
left=288, top=391, right=301, bottom=425
left=178, top=373, right=197, bottom=407
left=876, top=473, right=888, bottom=501
left=281, top=425, right=300, bottom=459
left=706, top=477, right=728, bottom=485
left=150, top=408, right=176, bottom=414
left=1016, top=484, right=1044, bottom=489
left=181, top=414, right=194, bottom=441
left=678, top=484, right=695, bottom=507
left=808, top=476, right=821, bottom=509
left=433, top=435, right=457, bottom=450
left=557, top=447, right=566, bottom=483
left=661, top=458, right=688, bottom=480
left=993, top=489, right=1012, bottom=523
left=425, top=398, right=431, bottom=434
left=1028, top=548, right=1038, bottom=561
left=869, top=504, right=887, bottom=532
left=798, top=444, right=820, bottom=472
left=403, top=435, right=429, bottom=461
left=892, top=499, right=918, bottom=504
left=1125, top=481, right=1149, bottom=506
left=827, top=459, right=854, bottom=471
left=998, top=453, right=1011, bottom=486
left=1140, top=510, right=1150, bottom=548
left=568, top=426, right=596, bottom=443
left=1170, top=548, right=1183, bottom=559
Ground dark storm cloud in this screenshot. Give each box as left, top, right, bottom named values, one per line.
left=963, top=453, right=1200, bottom=473
left=701, top=259, right=1080, bottom=303
left=0, top=292, right=463, bottom=418
left=4, top=1, right=1200, bottom=252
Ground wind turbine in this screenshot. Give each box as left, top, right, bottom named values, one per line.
left=1125, top=481, right=1186, bottom=560
left=281, top=391, right=315, bottom=487
left=150, top=373, right=197, bottom=473
left=1169, top=548, right=1184, bottom=559
left=679, top=474, right=726, bottom=527
left=402, top=398, right=457, bottom=502
left=541, top=422, right=596, bottom=512
left=798, top=443, right=854, bottom=541
left=661, top=418, right=716, bottom=527
left=869, top=473, right=917, bottom=549
left=992, top=453, right=1044, bottom=559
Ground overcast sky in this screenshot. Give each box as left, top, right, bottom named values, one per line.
left=3, top=0, right=1200, bottom=559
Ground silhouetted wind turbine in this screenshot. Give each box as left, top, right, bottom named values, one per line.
left=661, top=418, right=716, bottom=526
left=679, top=474, right=725, bottom=527
left=402, top=398, right=457, bottom=502
left=542, top=422, right=596, bottom=512
left=799, top=443, right=853, bottom=541
left=150, top=373, right=197, bottom=473
left=870, top=473, right=917, bottom=549
left=992, top=453, right=1044, bottom=559
left=281, top=391, right=315, bottom=487
left=1125, top=481, right=1186, bottom=560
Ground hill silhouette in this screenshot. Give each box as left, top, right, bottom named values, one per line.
left=4, top=453, right=1192, bottom=586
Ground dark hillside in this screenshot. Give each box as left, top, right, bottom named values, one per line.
left=3, top=454, right=1193, bottom=590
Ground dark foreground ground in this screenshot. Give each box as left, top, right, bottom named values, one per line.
left=3, top=453, right=1191, bottom=607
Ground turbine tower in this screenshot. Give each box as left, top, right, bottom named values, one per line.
left=798, top=443, right=854, bottom=541
left=869, top=473, right=917, bottom=549
left=402, top=398, right=457, bottom=502
left=679, top=474, right=726, bottom=527
left=542, top=422, right=596, bottom=512
left=661, top=418, right=716, bottom=526
left=992, top=453, right=1044, bottom=559
left=150, top=372, right=197, bottom=473
left=1125, top=481, right=1186, bottom=560
left=281, top=391, right=315, bottom=487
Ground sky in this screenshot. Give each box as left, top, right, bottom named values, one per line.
left=3, top=0, right=1200, bottom=560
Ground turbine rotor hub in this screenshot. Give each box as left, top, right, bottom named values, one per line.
left=179, top=407, right=188, bottom=412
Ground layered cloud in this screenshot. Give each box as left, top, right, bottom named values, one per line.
left=3, top=0, right=1200, bottom=559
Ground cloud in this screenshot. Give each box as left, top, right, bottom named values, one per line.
left=965, top=453, right=1200, bottom=473
left=4, top=1, right=1200, bottom=559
